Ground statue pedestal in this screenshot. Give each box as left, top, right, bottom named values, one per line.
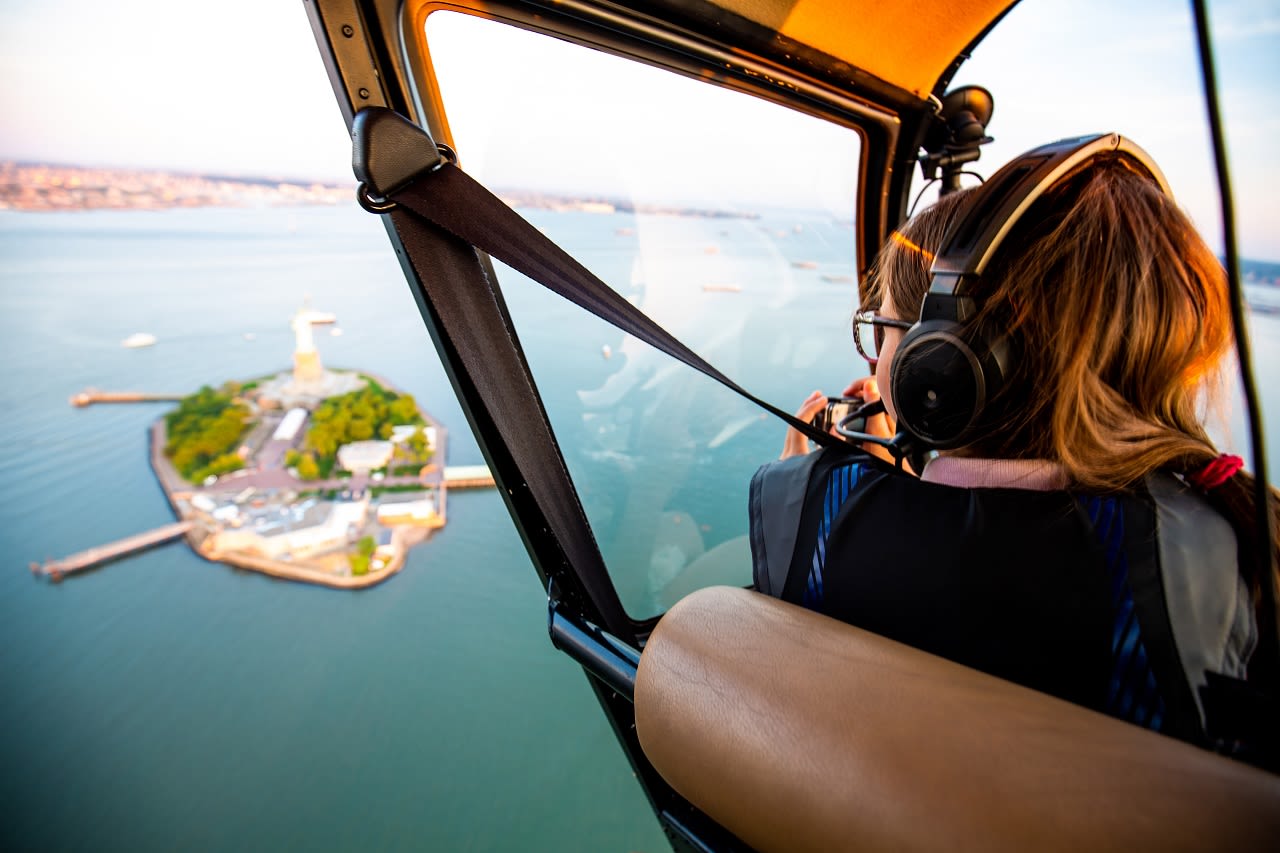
left=294, top=350, right=323, bottom=384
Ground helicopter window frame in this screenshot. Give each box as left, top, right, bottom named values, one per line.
left=398, top=0, right=911, bottom=274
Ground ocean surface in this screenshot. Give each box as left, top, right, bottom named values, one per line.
left=1, top=203, right=1277, bottom=852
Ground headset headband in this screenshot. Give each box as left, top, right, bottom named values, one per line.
left=890, top=133, right=1171, bottom=450
left=928, top=133, right=1171, bottom=299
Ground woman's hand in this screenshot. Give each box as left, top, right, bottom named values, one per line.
left=780, top=390, right=829, bottom=460
left=843, top=377, right=900, bottom=466
left=779, top=379, right=902, bottom=465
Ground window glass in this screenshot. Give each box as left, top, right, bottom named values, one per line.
left=425, top=12, right=865, bottom=616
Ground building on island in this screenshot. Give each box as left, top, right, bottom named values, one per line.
left=376, top=496, right=444, bottom=528
left=444, top=465, right=496, bottom=488
left=390, top=424, right=437, bottom=450
left=336, top=440, right=395, bottom=473
left=371, top=545, right=397, bottom=571
left=190, top=493, right=217, bottom=514
left=272, top=407, right=309, bottom=442
left=208, top=495, right=370, bottom=560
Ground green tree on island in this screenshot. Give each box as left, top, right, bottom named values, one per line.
left=407, top=426, right=430, bottom=458
left=349, top=535, right=378, bottom=576
left=388, top=426, right=433, bottom=476
left=304, top=383, right=424, bottom=467
left=165, top=385, right=253, bottom=483
left=203, top=452, right=247, bottom=479
left=296, top=452, right=321, bottom=481
left=307, top=424, right=340, bottom=459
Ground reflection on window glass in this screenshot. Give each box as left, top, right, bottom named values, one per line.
left=426, top=12, right=864, bottom=616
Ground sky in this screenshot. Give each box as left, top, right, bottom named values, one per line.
left=0, top=0, right=1277, bottom=258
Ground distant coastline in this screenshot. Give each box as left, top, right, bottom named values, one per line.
left=1242, top=259, right=1280, bottom=288
left=0, top=162, right=350, bottom=212
left=0, top=161, right=760, bottom=220
left=493, top=187, right=759, bottom=220
left=4, top=163, right=1275, bottom=271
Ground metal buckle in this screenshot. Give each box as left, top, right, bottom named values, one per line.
left=356, top=182, right=397, bottom=213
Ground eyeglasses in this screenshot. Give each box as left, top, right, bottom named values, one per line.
left=852, top=309, right=914, bottom=365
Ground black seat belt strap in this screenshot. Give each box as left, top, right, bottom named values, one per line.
left=353, top=110, right=640, bottom=632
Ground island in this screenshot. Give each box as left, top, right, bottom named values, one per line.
left=144, top=303, right=487, bottom=589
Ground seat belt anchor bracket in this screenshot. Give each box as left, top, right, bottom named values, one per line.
left=351, top=107, right=457, bottom=212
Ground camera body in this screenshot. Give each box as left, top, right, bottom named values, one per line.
left=810, top=395, right=867, bottom=434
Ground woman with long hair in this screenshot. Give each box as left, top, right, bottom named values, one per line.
left=753, top=138, right=1278, bottom=767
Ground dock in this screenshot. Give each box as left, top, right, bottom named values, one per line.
left=31, top=521, right=195, bottom=580
left=70, top=390, right=184, bottom=407
left=443, top=465, right=496, bottom=489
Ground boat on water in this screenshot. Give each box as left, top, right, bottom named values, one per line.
left=701, top=283, right=741, bottom=293
left=121, top=332, right=156, bottom=348
left=306, top=0, right=1279, bottom=848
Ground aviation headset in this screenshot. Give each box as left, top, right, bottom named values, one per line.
left=889, top=133, right=1172, bottom=449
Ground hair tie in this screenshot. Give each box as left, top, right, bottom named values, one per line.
left=1188, top=454, right=1244, bottom=491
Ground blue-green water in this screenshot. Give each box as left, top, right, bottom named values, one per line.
left=2, top=203, right=1277, bottom=852
left=0, top=205, right=669, bottom=852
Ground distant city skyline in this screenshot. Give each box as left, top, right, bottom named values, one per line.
left=0, top=0, right=1276, bottom=258
left=0, top=162, right=351, bottom=212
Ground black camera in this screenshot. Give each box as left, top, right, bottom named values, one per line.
left=811, top=396, right=868, bottom=434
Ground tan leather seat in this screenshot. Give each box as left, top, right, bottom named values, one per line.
left=634, top=586, right=1280, bottom=852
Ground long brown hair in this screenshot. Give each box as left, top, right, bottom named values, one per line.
left=868, top=157, right=1280, bottom=603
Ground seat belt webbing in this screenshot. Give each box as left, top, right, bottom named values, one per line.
left=386, top=204, right=634, bottom=631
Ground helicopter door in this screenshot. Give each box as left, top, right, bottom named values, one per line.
left=415, top=10, right=867, bottom=621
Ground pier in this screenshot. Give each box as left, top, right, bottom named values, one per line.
left=443, top=465, right=496, bottom=489
left=31, top=521, right=195, bottom=581
left=70, top=390, right=184, bottom=407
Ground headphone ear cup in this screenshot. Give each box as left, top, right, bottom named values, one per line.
left=890, top=320, right=988, bottom=449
